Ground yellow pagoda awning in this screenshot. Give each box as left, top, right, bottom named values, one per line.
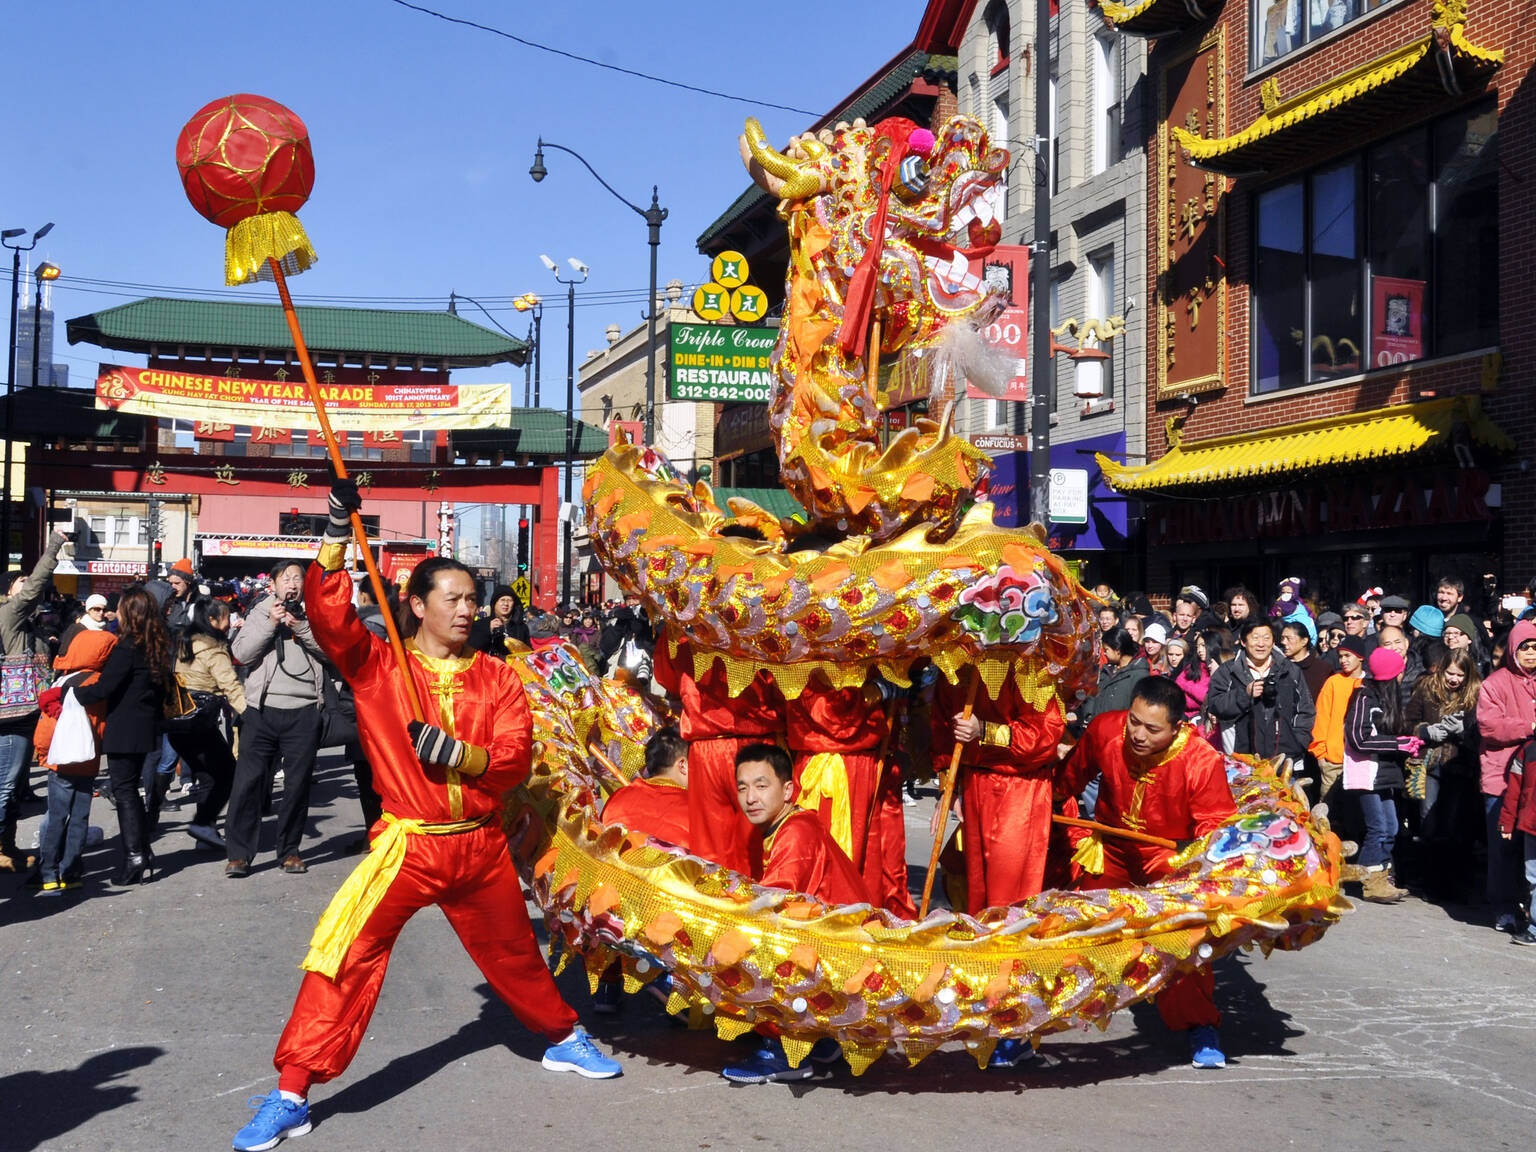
left=1101, top=0, right=1219, bottom=38
left=1098, top=396, right=1512, bottom=494
left=1171, top=23, right=1502, bottom=176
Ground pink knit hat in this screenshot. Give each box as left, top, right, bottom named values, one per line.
left=1367, top=647, right=1405, bottom=681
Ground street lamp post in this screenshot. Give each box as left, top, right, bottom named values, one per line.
left=2, top=222, right=53, bottom=566
left=513, top=293, right=543, bottom=408
left=530, top=139, right=667, bottom=444
left=541, top=255, right=587, bottom=609
left=31, top=263, right=60, bottom=393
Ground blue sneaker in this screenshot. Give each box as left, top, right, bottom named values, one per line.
left=987, top=1038, right=1037, bottom=1069
left=232, top=1089, right=311, bottom=1151
left=1189, top=1025, right=1226, bottom=1069
left=592, top=980, right=623, bottom=1015
left=542, top=1026, right=622, bottom=1078
left=722, top=1038, right=814, bottom=1084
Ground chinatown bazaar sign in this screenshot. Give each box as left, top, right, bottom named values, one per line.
left=1146, top=469, right=1496, bottom=547
left=95, top=364, right=513, bottom=431
left=1157, top=27, right=1227, bottom=400
left=668, top=323, right=776, bottom=403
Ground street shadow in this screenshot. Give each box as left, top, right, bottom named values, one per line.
left=598, top=951, right=1302, bottom=1095
left=321, top=985, right=547, bottom=1119
left=0, top=1045, right=162, bottom=1151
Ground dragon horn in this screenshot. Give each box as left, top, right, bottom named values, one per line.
left=740, top=117, right=825, bottom=200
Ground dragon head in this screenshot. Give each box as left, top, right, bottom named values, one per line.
left=741, top=114, right=1010, bottom=353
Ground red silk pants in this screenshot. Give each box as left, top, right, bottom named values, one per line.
left=687, top=736, right=756, bottom=874
left=273, top=824, right=576, bottom=1094
left=960, top=768, right=1053, bottom=915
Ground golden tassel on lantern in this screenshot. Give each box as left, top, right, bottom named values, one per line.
left=225, top=211, right=317, bottom=286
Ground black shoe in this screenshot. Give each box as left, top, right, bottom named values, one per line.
left=113, top=854, right=148, bottom=886
left=1512, top=929, right=1536, bottom=946
left=186, top=823, right=226, bottom=851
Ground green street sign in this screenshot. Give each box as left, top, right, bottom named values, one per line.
left=668, top=323, right=778, bottom=404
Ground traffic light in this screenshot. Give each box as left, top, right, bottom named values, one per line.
left=153, top=541, right=163, bottom=572
left=516, top=517, right=530, bottom=574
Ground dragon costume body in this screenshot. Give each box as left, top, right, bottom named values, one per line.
left=500, top=113, right=1344, bottom=1073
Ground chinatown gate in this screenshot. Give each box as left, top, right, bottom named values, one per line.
left=46, top=298, right=604, bottom=610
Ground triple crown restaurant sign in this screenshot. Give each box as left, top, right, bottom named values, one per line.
left=668, top=323, right=776, bottom=403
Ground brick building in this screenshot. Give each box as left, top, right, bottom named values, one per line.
left=1100, top=0, right=1527, bottom=614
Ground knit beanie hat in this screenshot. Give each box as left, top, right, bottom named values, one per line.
left=1368, top=647, right=1406, bottom=681
left=1408, top=605, right=1444, bottom=637
left=1444, top=613, right=1479, bottom=641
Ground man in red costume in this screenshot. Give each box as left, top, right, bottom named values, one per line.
left=232, top=482, right=620, bottom=1152
left=723, top=742, right=867, bottom=1084
left=931, top=670, right=1067, bottom=1069
left=933, top=671, right=1067, bottom=913
left=1057, top=675, right=1238, bottom=1069
left=651, top=637, right=783, bottom=873
left=601, top=724, right=690, bottom=849
left=785, top=677, right=914, bottom=916
left=592, top=725, right=690, bottom=1015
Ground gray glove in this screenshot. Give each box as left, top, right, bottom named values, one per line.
left=1424, top=721, right=1452, bottom=743
left=1441, top=712, right=1465, bottom=736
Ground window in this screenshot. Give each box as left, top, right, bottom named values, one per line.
left=985, top=1, right=1010, bottom=72
left=1254, top=0, right=1395, bottom=67
left=1250, top=102, right=1498, bottom=394
left=1076, top=250, right=1114, bottom=398
left=88, top=515, right=111, bottom=547
left=1092, top=34, right=1121, bottom=175
left=992, top=91, right=1011, bottom=218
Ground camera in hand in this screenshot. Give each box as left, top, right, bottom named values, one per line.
left=284, top=595, right=305, bottom=621
left=1260, top=670, right=1278, bottom=705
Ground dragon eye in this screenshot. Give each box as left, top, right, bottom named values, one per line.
left=895, top=154, right=930, bottom=200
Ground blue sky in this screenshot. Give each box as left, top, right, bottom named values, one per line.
left=7, top=0, right=922, bottom=391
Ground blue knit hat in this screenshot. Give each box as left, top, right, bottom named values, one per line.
left=1409, top=604, right=1444, bottom=637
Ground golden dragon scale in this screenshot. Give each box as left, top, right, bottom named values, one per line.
left=505, top=640, right=1346, bottom=1074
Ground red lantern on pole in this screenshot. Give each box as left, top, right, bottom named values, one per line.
left=176, top=93, right=317, bottom=286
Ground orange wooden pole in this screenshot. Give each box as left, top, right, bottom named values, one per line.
left=918, top=670, right=979, bottom=918
left=267, top=257, right=425, bottom=723
left=1051, top=813, right=1178, bottom=851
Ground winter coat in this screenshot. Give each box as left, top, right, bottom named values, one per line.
left=71, top=635, right=167, bottom=756
left=1475, top=619, right=1536, bottom=797
left=1498, top=737, right=1536, bottom=838
left=1208, top=655, right=1316, bottom=760
left=1343, top=678, right=1406, bottom=793
left=1077, top=656, right=1149, bottom=732
left=1309, top=673, right=1362, bottom=764
left=34, top=629, right=117, bottom=775
left=231, top=592, right=326, bottom=710
left=1405, top=685, right=1481, bottom=782
left=176, top=634, right=247, bottom=713
left=1291, top=652, right=1333, bottom=704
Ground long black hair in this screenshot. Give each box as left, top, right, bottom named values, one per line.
left=396, top=557, right=478, bottom=638
left=178, top=596, right=229, bottom=662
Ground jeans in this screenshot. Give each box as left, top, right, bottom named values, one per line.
left=1485, top=793, right=1523, bottom=910
left=39, top=772, right=92, bottom=882
left=1354, top=790, right=1398, bottom=869
left=0, top=731, right=33, bottom=848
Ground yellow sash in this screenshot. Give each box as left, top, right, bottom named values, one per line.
left=300, top=811, right=490, bottom=979
left=795, top=752, right=852, bottom=857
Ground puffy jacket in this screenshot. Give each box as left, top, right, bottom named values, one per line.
left=176, top=633, right=247, bottom=713
left=34, top=629, right=117, bottom=775
left=1309, top=673, right=1363, bottom=764
left=1498, top=737, right=1536, bottom=838
left=1475, top=619, right=1536, bottom=796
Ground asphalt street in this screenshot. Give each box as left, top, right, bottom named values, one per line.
left=2, top=752, right=1533, bottom=1152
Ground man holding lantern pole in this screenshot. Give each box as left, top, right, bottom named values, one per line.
left=233, top=480, right=620, bottom=1152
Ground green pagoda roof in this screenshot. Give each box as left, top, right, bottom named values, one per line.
left=67, top=298, right=528, bottom=368
left=451, top=409, right=608, bottom=460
